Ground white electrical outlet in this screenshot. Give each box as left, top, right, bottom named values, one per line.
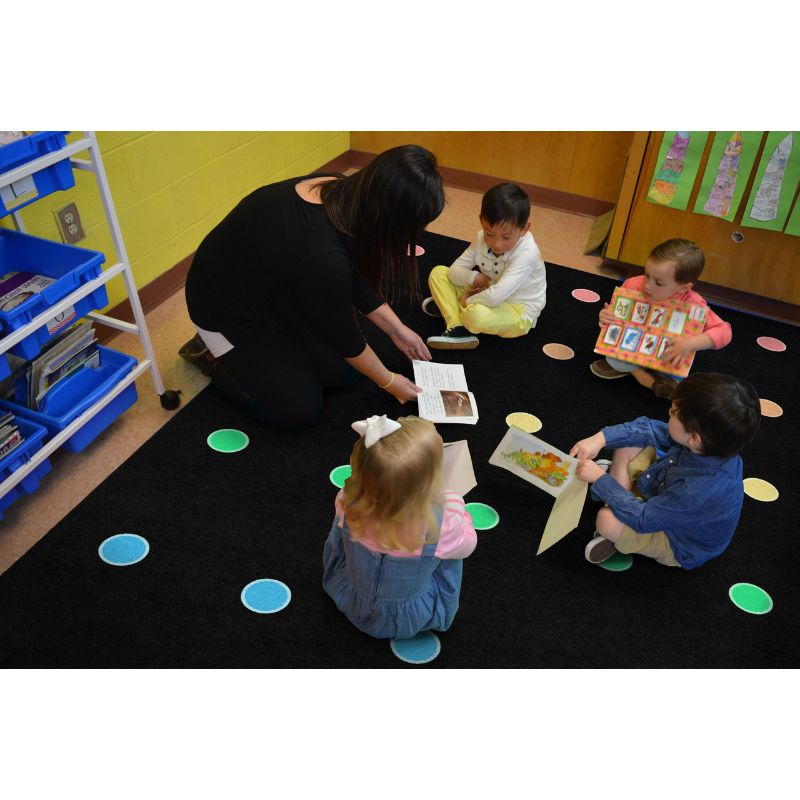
left=55, top=202, right=86, bottom=244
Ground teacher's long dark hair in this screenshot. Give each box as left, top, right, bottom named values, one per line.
left=318, top=145, right=445, bottom=303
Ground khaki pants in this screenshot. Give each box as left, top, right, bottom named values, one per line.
left=614, top=446, right=681, bottom=568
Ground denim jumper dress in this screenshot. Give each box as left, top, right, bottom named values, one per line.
left=322, top=509, right=463, bottom=640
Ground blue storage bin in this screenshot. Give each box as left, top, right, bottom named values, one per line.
left=0, top=345, right=138, bottom=454
left=0, top=353, right=10, bottom=381
left=0, top=228, right=107, bottom=359
left=0, top=132, right=75, bottom=217
left=0, top=416, right=52, bottom=520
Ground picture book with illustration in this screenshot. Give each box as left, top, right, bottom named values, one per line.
left=593, top=287, right=708, bottom=377
left=412, top=361, right=478, bottom=425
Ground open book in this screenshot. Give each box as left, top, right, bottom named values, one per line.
left=412, top=360, right=478, bottom=424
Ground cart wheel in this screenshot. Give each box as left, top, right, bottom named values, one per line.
left=160, top=389, right=181, bottom=410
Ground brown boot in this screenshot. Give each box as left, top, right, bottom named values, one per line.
left=179, top=333, right=216, bottom=376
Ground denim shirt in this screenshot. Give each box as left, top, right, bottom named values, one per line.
left=591, top=416, right=744, bottom=569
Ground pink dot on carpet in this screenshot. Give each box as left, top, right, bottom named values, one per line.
left=572, top=288, right=600, bottom=303
left=757, top=336, right=786, bottom=352
left=407, top=245, right=426, bottom=256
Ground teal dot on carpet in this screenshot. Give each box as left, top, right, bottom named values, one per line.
left=329, top=464, right=352, bottom=488
left=599, top=552, right=633, bottom=572
left=241, top=579, right=292, bottom=614
left=98, top=534, right=149, bottom=566
left=729, top=582, right=773, bottom=615
left=465, top=502, right=499, bottom=530
left=207, top=429, right=249, bottom=453
left=391, top=631, right=441, bottom=664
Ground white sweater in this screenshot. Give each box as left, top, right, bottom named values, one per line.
left=447, top=230, right=547, bottom=324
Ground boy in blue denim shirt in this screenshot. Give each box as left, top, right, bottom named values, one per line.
left=570, top=373, right=760, bottom=569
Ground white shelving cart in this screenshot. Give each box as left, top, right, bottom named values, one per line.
left=0, top=131, right=180, bottom=507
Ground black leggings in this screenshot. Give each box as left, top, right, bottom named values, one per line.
left=208, top=322, right=361, bottom=430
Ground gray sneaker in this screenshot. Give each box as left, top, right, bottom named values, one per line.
left=421, top=296, right=443, bottom=318
left=427, top=326, right=479, bottom=350
left=584, top=535, right=617, bottom=564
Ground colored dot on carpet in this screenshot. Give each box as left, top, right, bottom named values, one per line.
left=506, top=412, right=542, bottom=433
left=391, top=631, right=441, bottom=664
left=407, top=244, right=425, bottom=256
left=241, top=579, right=292, bottom=614
left=329, top=464, right=352, bottom=488
left=759, top=398, right=783, bottom=418
left=572, top=288, right=601, bottom=303
left=207, top=429, right=249, bottom=453
left=729, top=583, right=773, bottom=615
left=756, top=336, right=786, bottom=352
left=743, top=477, right=779, bottom=502
left=599, top=552, right=633, bottom=572
left=465, top=502, right=500, bottom=530
left=98, top=534, right=150, bottom=566
left=542, top=343, right=575, bottom=360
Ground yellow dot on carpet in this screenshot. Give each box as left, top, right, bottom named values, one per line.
left=743, top=477, right=779, bottom=502
left=759, top=398, right=783, bottom=418
left=542, top=343, right=575, bottom=360
left=506, top=412, right=542, bottom=433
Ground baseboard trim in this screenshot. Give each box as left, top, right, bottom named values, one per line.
left=319, top=149, right=614, bottom=218
left=94, top=252, right=194, bottom=345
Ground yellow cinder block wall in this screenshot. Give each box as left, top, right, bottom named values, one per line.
left=2, top=131, right=350, bottom=308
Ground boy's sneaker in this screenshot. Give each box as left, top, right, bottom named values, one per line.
left=427, top=326, right=479, bottom=350
left=421, top=296, right=443, bottom=318
left=596, top=458, right=612, bottom=472
left=590, top=359, right=628, bottom=379
left=584, top=534, right=617, bottom=564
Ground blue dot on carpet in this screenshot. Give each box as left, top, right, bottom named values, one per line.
left=390, top=631, right=441, bottom=664
left=98, top=534, right=150, bottom=566
left=241, top=579, right=292, bottom=614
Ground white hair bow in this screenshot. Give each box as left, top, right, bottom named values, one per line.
left=351, top=414, right=402, bottom=449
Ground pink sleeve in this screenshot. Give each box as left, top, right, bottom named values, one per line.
left=434, top=491, right=478, bottom=560
left=701, top=305, right=732, bottom=349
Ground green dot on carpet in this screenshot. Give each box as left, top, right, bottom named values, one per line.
left=465, top=502, right=499, bottom=530
left=599, top=552, right=633, bottom=571
left=729, top=582, right=773, bottom=615
left=207, top=429, right=249, bottom=453
left=329, top=464, right=352, bottom=488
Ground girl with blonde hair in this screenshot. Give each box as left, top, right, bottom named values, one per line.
left=323, top=415, right=477, bottom=640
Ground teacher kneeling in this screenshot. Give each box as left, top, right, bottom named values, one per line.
left=183, top=145, right=444, bottom=429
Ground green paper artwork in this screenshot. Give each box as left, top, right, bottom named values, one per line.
left=693, top=132, right=764, bottom=221
left=740, top=132, right=800, bottom=231
left=646, top=131, right=709, bottom=210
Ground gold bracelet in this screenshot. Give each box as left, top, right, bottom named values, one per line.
left=377, top=372, right=395, bottom=390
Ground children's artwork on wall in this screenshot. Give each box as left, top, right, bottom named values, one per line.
left=594, top=287, right=707, bottom=377
left=741, top=132, right=800, bottom=232
left=693, top=131, right=764, bottom=221
left=646, top=131, right=709, bottom=210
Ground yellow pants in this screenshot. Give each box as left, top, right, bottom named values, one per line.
left=428, top=265, right=532, bottom=338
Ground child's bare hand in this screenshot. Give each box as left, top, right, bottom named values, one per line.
left=459, top=288, right=481, bottom=307
left=569, top=432, right=605, bottom=460
left=576, top=459, right=605, bottom=484
left=599, top=303, right=615, bottom=326
left=663, top=337, right=693, bottom=366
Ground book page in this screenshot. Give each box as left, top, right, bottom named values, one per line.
left=412, top=360, right=469, bottom=391
left=416, top=389, right=478, bottom=424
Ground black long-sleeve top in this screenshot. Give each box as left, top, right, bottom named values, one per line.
left=185, top=175, right=385, bottom=358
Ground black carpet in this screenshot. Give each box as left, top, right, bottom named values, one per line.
left=1, top=230, right=798, bottom=667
